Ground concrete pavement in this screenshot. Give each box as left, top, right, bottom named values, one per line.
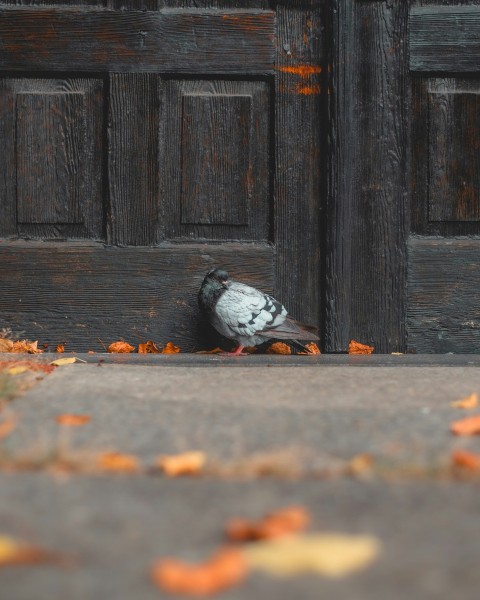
left=1, top=354, right=480, bottom=599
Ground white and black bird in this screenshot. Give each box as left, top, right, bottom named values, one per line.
left=198, top=268, right=319, bottom=355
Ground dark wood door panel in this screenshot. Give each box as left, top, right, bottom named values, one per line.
left=0, top=242, right=273, bottom=351
left=0, top=77, right=104, bottom=240
left=0, top=7, right=275, bottom=74
left=408, top=237, right=480, bottom=353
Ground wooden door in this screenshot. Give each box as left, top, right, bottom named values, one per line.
left=327, top=0, right=480, bottom=354
left=0, top=1, right=324, bottom=352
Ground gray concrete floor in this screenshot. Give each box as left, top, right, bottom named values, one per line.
left=1, top=354, right=480, bottom=599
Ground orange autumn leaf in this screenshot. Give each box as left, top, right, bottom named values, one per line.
left=0, top=338, right=14, bottom=352
left=55, top=414, right=91, bottom=427
left=107, top=341, right=135, bottom=353
left=298, top=342, right=321, bottom=355
left=157, top=451, right=206, bottom=477
left=151, top=547, right=248, bottom=597
left=0, top=535, right=70, bottom=568
left=11, top=340, right=43, bottom=354
left=451, top=449, right=480, bottom=471
left=55, top=344, right=65, bottom=353
left=162, top=342, right=181, bottom=354
left=451, top=393, right=478, bottom=409
left=266, top=342, right=291, bottom=355
left=97, top=451, right=139, bottom=473
left=226, top=506, right=310, bottom=542
left=196, top=347, right=224, bottom=354
left=450, top=414, right=480, bottom=436
left=0, top=417, right=17, bottom=441
left=138, top=340, right=160, bottom=354
left=348, top=340, right=374, bottom=355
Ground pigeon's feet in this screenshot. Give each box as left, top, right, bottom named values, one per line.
left=220, top=345, right=248, bottom=356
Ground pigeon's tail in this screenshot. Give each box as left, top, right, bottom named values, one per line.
left=259, top=316, right=319, bottom=341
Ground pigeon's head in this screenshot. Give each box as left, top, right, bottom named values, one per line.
left=205, top=268, right=229, bottom=289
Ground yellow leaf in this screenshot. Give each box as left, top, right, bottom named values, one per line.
left=157, top=451, right=206, bottom=477
left=0, top=339, right=14, bottom=352
left=6, top=365, right=29, bottom=375
left=451, top=392, right=478, bottom=409
left=0, top=535, right=21, bottom=563
left=50, top=357, right=78, bottom=366
left=244, top=533, right=381, bottom=578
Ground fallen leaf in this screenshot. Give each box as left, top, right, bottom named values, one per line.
left=151, top=547, right=248, bottom=596
left=226, top=506, right=310, bottom=542
left=451, top=392, right=478, bottom=409
left=348, top=340, right=374, bottom=355
left=50, top=357, right=77, bottom=366
left=138, top=340, right=160, bottom=354
left=157, top=451, right=206, bottom=477
left=244, top=533, right=381, bottom=578
left=196, top=347, right=224, bottom=354
left=107, top=341, right=135, bottom=353
left=303, top=342, right=321, bottom=355
left=266, top=342, right=291, bottom=355
left=11, top=340, right=42, bottom=354
left=97, top=451, right=139, bottom=473
left=451, top=449, right=480, bottom=471
left=0, top=417, right=16, bottom=440
left=162, top=342, right=181, bottom=354
left=0, top=534, right=69, bottom=567
left=450, top=414, right=480, bottom=436
left=346, top=453, right=374, bottom=477
left=56, top=414, right=91, bottom=426
left=6, top=365, right=29, bottom=375
left=55, top=344, right=65, bottom=353
left=0, top=339, right=14, bottom=353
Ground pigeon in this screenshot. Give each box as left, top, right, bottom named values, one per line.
left=198, top=268, right=319, bottom=355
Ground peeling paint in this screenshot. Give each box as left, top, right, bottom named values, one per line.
left=277, top=65, right=322, bottom=78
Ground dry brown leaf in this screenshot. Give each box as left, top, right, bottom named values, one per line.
left=266, top=342, right=291, bottom=355
left=196, top=347, right=224, bottom=354
left=451, top=449, right=480, bottom=470
left=157, top=451, right=206, bottom=477
left=0, top=339, right=14, bottom=353
left=138, top=340, right=160, bottom=354
left=55, top=414, right=91, bottom=427
left=97, top=451, right=139, bottom=472
left=450, top=414, right=480, bottom=436
left=55, top=344, right=65, bottom=353
left=0, top=534, right=69, bottom=567
left=151, top=547, right=248, bottom=597
left=303, top=342, right=321, bottom=355
left=348, top=340, right=374, bottom=355
left=107, top=341, right=135, bottom=353
left=451, top=393, right=478, bottom=409
left=226, top=506, right=310, bottom=542
left=244, top=533, right=381, bottom=578
left=162, top=342, right=181, bottom=354
left=11, top=340, right=43, bottom=354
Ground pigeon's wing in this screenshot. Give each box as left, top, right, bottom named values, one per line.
left=214, top=282, right=287, bottom=338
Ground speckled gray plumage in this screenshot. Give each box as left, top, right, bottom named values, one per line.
left=198, top=268, right=318, bottom=351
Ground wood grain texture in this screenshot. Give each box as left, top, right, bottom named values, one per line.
left=108, top=74, right=159, bottom=246
left=181, top=94, right=251, bottom=226
left=326, top=0, right=409, bottom=353
left=410, top=6, right=480, bottom=73
left=408, top=237, right=480, bottom=353
left=428, top=80, right=480, bottom=222
left=0, top=8, right=275, bottom=74
left=412, top=78, right=480, bottom=236
left=159, top=79, right=270, bottom=241
left=274, top=3, right=323, bottom=331
left=0, top=78, right=104, bottom=240
left=0, top=242, right=273, bottom=352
